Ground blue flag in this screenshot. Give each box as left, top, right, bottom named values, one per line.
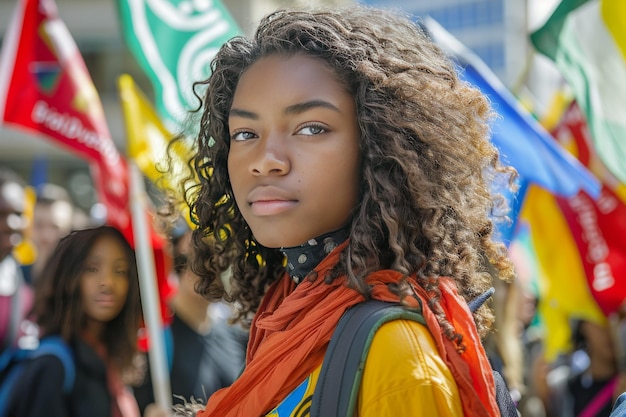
left=423, top=17, right=599, bottom=199
left=422, top=18, right=601, bottom=243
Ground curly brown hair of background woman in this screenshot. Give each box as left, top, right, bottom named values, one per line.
left=177, top=6, right=517, bottom=340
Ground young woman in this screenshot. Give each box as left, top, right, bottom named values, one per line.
left=181, top=6, right=516, bottom=416
left=6, top=226, right=143, bottom=417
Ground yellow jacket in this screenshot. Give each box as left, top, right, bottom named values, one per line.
left=266, top=319, right=463, bottom=417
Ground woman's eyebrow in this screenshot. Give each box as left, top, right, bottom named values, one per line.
left=229, top=108, right=258, bottom=119
left=284, top=100, right=341, bottom=115
left=229, top=100, right=341, bottom=120
left=228, top=100, right=341, bottom=120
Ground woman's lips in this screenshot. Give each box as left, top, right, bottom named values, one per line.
left=95, top=296, right=117, bottom=307
left=249, top=199, right=298, bottom=216
left=247, top=186, right=297, bottom=216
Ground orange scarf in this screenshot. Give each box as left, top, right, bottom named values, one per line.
left=198, top=241, right=499, bottom=416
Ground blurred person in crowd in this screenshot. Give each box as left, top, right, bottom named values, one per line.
left=483, top=257, right=546, bottom=417
left=495, top=237, right=546, bottom=417
left=22, top=183, right=75, bottom=284
left=5, top=225, right=160, bottom=417
left=0, top=167, right=33, bottom=353
left=133, top=221, right=247, bottom=415
left=606, top=309, right=626, bottom=417
left=570, top=320, right=621, bottom=416
left=485, top=279, right=525, bottom=399
left=539, top=319, right=622, bottom=417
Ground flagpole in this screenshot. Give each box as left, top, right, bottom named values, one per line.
left=129, top=161, right=172, bottom=410
left=0, top=0, right=25, bottom=119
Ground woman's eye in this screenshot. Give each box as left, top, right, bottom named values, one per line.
left=84, top=266, right=98, bottom=273
left=231, top=130, right=256, bottom=141
left=297, top=124, right=326, bottom=136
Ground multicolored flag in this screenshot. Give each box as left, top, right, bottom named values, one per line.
left=422, top=17, right=601, bottom=244
left=550, top=102, right=626, bottom=318
left=519, top=101, right=626, bottom=360
left=117, top=0, right=241, bottom=131
left=0, top=0, right=129, bottom=231
left=519, top=185, right=607, bottom=361
left=531, top=0, right=626, bottom=185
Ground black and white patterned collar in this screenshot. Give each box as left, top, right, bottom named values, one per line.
left=280, top=227, right=350, bottom=284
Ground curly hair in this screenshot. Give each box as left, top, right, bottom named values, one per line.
left=33, top=226, right=142, bottom=371
left=182, top=6, right=516, bottom=337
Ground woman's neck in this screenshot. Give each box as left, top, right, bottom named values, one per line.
left=82, top=319, right=104, bottom=343
left=81, top=321, right=107, bottom=358
left=279, top=227, right=350, bottom=284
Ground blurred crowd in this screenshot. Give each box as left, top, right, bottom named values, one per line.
left=486, top=274, right=626, bottom=417
left=2, top=161, right=625, bottom=417
left=0, top=166, right=247, bottom=416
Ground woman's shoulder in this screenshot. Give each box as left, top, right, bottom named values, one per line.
left=17, top=351, right=67, bottom=376
left=365, top=319, right=452, bottom=380
left=358, top=319, right=463, bottom=415
left=5, top=354, right=68, bottom=416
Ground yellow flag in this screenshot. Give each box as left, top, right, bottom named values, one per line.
left=13, top=186, right=37, bottom=266
left=118, top=74, right=194, bottom=226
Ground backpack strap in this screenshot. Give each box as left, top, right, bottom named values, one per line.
left=310, top=300, right=424, bottom=417
left=0, top=336, right=75, bottom=416
left=310, top=288, right=518, bottom=417
left=493, top=369, right=519, bottom=416
left=30, top=336, right=75, bottom=394
left=164, top=325, right=174, bottom=371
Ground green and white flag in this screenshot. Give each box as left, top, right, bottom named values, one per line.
left=117, top=0, right=241, bottom=131
left=530, top=0, right=626, bottom=185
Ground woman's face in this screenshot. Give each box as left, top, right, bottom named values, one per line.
left=227, top=54, right=361, bottom=248
left=80, top=235, right=130, bottom=325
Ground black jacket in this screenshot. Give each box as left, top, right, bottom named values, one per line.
left=133, top=313, right=247, bottom=414
left=7, top=338, right=112, bottom=417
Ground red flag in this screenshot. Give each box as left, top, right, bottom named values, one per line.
left=551, top=102, right=626, bottom=316
left=0, top=0, right=173, bottom=320
left=556, top=187, right=626, bottom=317
left=0, top=0, right=128, bottom=229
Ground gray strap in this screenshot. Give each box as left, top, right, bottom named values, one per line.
left=468, top=287, right=495, bottom=313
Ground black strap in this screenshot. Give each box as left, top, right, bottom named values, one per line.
left=310, top=300, right=424, bottom=417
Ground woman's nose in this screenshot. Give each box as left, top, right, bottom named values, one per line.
left=99, top=272, right=115, bottom=289
left=250, top=134, right=290, bottom=176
